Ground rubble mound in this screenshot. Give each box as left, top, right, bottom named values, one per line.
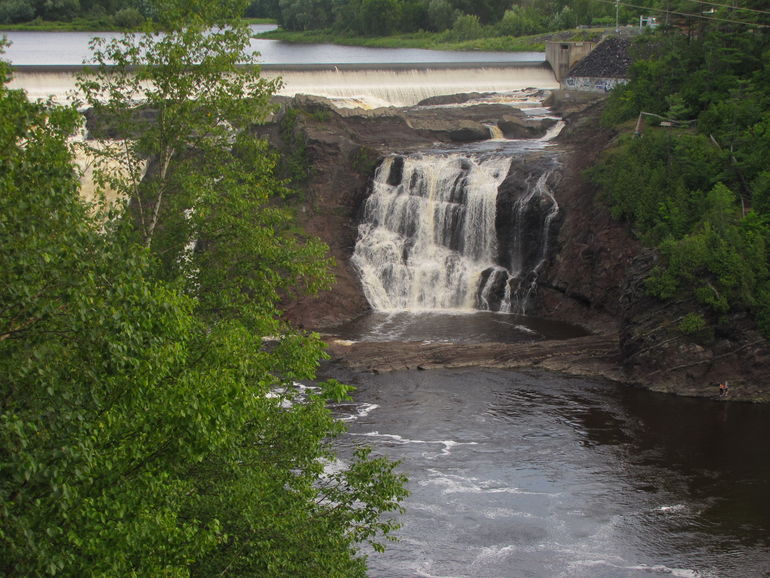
left=568, top=37, right=632, bottom=78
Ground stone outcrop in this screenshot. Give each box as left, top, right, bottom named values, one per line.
left=324, top=334, right=623, bottom=381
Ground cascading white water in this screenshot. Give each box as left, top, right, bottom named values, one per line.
left=499, top=171, right=559, bottom=313
left=352, top=153, right=510, bottom=311
left=352, top=149, right=560, bottom=314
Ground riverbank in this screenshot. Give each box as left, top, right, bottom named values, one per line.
left=258, top=28, right=544, bottom=52
left=257, top=26, right=615, bottom=53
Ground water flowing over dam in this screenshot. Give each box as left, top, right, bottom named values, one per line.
left=9, top=62, right=557, bottom=107
left=268, top=62, right=557, bottom=107
left=352, top=142, right=560, bottom=314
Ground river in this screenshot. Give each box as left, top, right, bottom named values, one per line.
left=0, top=24, right=544, bottom=66
left=1, top=25, right=556, bottom=106
left=325, top=364, right=770, bottom=577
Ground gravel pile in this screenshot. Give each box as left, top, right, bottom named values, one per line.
left=568, top=37, right=632, bottom=79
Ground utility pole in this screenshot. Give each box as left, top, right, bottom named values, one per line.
left=615, top=0, right=620, bottom=34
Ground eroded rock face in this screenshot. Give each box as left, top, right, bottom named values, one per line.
left=618, top=250, right=770, bottom=400
left=535, top=96, right=635, bottom=332
left=266, top=93, right=769, bottom=400
left=265, top=93, right=634, bottom=332
left=267, top=95, right=562, bottom=328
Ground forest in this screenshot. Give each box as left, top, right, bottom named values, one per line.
left=590, top=17, right=770, bottom=339
left=2, top=0, right=766, bottom=36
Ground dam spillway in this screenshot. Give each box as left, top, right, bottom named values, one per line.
left=9, top=61, right=557, bottom=107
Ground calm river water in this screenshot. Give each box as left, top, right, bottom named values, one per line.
left=324, top=365, right=770, bottom=577
left=1, top=24, right=544, bottom=66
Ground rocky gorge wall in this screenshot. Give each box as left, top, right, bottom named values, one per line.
left=264, top=92, right=770, bottom=401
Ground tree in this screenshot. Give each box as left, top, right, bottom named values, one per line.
left=37, top=0, right=82, bottom=20
left=427, top=0, right=455, bottom=32
left=0, top=0, right=35, bottom=24
left=1, top=3, right=408, bottom=572
left=449, top=12, right=483, bottom=41
left=360, top=0, right=402, bottom=35
left=497, top=6, right=544, bottom=37
left=278, top=0, right=333, bottom=31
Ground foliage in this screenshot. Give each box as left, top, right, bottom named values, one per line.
left=589, top=131, right=725, bottom=244
left=497, top=6, right=545, bottom=37
left=426, top=0, right=454, bottom=32
left=593, top=23, right=770, bottom=336
left=278, top=0, right=333, bottom=31
left=276, top=106, right=311, bottom=190
left=260, top=26, right=545, bottom=51
left=275, top=0, right=618, bottom=35
left=447, top=13, right=483, bottom=41
left=0, top=0, right=35, bottom=24
left=1, top=5, right=408, bottom=574
left=112, top=6, right=144, bottom=27
left=678, top=312, right=707, bottom=335
left=9, top=0, right=732, bottom=32
left=359, top=0, right=404, bottom=36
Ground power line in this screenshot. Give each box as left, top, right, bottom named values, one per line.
left=678, top=0, right=770, bottom=17
left=592, top=0, right=769, bottom=27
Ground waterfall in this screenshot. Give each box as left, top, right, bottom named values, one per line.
left=496, top=171, right=559, bottom=313
left=352, top=150, right=560, bottom=314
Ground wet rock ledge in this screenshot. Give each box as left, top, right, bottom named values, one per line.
left=324, top=334, right=624, bottom=381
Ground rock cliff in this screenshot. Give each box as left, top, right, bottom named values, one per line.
left=262, top=92, right=769, bottom=401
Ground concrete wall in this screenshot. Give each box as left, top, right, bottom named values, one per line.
left=545, top=41, right=596, bottom=82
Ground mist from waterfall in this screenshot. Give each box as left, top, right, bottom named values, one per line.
left=352, top=148, right=559, bottom=314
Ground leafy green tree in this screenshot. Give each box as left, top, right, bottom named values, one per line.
left=1, top=3, right=408, bottom=573
left=497, top=5, right=544, bottom=37
left=449, top=0, right=507, bottom=24
left=360, top=0, right=402, bottom=35
left=112, top=6, right=144, bottom=27
left=448, top=12, right=483, bottom=41
left=278, top=0, right=333, bottom=30
left=0, top=0, right=35, bottom=23
left=427, top=0, right=454, bottom=31
left=246, top=0, right=281, bottom=18
left=37, top=0, right=81, bottom=20
left=399, top=0, right=428, bottom=32
left=594, top=23, right=770, bottom=335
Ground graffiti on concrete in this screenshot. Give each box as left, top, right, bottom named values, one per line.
left=563, top=76, right=628, bottom=93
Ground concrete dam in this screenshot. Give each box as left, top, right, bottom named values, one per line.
left=10, top=61, right=558, bottom=107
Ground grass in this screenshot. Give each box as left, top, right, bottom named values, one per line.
left=257, top=28, right=547, bottom=52
left=257, top=26, right=615, bottom=52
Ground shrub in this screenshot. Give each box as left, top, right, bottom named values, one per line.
left=449, top=13, right=483, bottom=41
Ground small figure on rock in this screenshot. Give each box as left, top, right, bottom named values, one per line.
left=719, top=381, right=729, bottom=398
